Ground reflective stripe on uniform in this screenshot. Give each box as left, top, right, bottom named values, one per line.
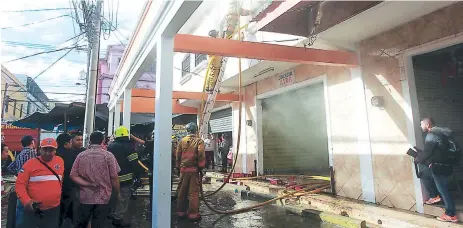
left=127, top=153, right=138, bottom=162
left=29, top=175, right=62, bottom=182
left=118, top=173, right=133, bottom=182
left=180, top=167, right=198, bottom=173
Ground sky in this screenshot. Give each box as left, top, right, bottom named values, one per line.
left=0, top=0, right=145, bottom=102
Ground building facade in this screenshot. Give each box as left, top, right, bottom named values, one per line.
left=14, top=74, right=51, bottom=116
left=1, top=66, right=28, bottom=122
left=107, top=1, right=463, bottom=220
left=97, top=45, right=156, bottom=104
left=173, top=1, right=463, bottom=214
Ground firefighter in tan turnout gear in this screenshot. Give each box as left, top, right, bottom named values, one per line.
left=176, top=122, right=206, bottom=221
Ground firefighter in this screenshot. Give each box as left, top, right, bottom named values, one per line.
left=176, top=122, right=206, bottom=221
left=107, top=126, right=145, bottom=227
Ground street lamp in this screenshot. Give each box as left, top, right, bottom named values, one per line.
left=79, top=70, right=87, bottom=81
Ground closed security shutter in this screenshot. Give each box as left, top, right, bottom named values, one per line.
left=262, top=83, right=329, bottom=175
left=414, top=68, right=463, bottom=160
left=210, top=108, right=232, bottom=133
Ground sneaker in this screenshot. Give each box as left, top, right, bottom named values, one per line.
left=436, top=213, right=458, bottom=223
left=112, top=218, right=131, bottom=227
left=188, top=215, right=202, bottom=222
left=425, top=196, right=442, bottom=205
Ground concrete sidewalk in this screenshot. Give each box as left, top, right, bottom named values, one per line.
left=237, top=179, right=463, bottom=228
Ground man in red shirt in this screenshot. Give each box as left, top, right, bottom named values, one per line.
left=70, top=131, right=121, bottom=228
left=15, top=138, right=64, bottom=228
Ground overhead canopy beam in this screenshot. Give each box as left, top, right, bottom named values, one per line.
left=250, top=0, right=302, bottom=33
left=131, top=89, right=240, bottom=101
left=174, top=34, right=358, bottom=67
left=122, top=98, right=197, bottom=114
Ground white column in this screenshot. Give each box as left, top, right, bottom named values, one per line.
left=114, top=102, right=121, bottom=130
left=152, top=36, right=174, bottom=227
left=107, top=110, right=114, bottom=136
left=350, top=65, right=376, bottom=204
left=123, top=89, right=132, bottom=131
left=402, top=55, right=424, bottom=213
left=256, top=99, right=264, bottom=175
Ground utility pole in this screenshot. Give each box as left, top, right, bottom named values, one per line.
left=83, top=0, right=102, bottom=145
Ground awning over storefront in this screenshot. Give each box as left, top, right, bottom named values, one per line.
left=12, top=102, right=109, bottom=131
left=252, top=1, right=381, bottom=37
left=129, top=114, right=197, bottom=137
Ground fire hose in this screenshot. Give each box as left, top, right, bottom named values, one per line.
left=192, top=1, right=334, bottom=216
left=231, top=175, right=331, bottom=181
left=199, top=171, right=330, bottom=215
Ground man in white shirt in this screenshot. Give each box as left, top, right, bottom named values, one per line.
left=204, top=134, right=215, bottom=170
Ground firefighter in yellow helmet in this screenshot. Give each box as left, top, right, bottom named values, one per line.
left=176, top=122, right=205, bottom=221
left=107, top=126, right=145, bottom=227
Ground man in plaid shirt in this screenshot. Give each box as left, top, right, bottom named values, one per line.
left=6, top=135, right=37, bottom=228
left=7, top=135, right=37, bottom=175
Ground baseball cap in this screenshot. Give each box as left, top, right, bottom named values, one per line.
left=40, top=138, right=58, bottom=149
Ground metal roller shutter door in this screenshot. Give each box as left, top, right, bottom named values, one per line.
left=262, top=83, right=329, bottom=175
left=414, top=68, right=463, bottom=159
left=210, top=108, right=232, bottom=133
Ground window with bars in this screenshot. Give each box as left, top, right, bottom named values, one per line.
left=182, top=54, right=191, bottom=77
left=195, top=53, right=207, bottom=66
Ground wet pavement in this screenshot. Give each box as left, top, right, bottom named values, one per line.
left=2, top=189, right=324, bottom=228
left=171, top=190, right=323, bottom=228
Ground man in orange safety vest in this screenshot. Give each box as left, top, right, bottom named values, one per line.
left=15, top=138, right=64, bottom=228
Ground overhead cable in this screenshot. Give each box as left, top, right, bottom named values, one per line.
left=1, top=14, right=71, bottom=30
left=1, top=8, right=72, bottom=13
left=32, top=47, right=76, bottom=80
left=4, top=46, right=84, bottom=63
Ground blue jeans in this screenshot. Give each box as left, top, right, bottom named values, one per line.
left=16, top=199, right=24, bottom=227
left=432, top=173, right=456, bottom=216
left=419, top=164, right=439, bottom=198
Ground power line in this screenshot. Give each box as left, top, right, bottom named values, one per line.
left=33, top=47, right=76, bottom=81
left=8, top=99, right=85, bottom=103
left=4, top=45, right=84, bottom=63
left=2, top=51, right=86, bottom=64
left=1, top=14, right=71, bottom=30
left=1, top=8, right=73, bottom=13
left=1, top=90, right=85, bottom=95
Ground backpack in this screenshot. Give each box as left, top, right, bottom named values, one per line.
left=446, top=136, right=461, bottom=165
left=438, top=133, right=461, bottom=166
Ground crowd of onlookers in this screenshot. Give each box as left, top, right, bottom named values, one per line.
left=1, top=126, right=146, bottom=228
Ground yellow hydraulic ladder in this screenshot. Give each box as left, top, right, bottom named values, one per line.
left=199, top=0, right=250, bottom=138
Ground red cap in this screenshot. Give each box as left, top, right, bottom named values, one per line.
left=40, top=138, right=58, bottom=149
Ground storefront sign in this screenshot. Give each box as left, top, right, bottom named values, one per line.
left=278, top=70, right=295, bottom=87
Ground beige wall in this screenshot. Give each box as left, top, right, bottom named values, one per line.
left=359, top=2, right=463, bottom=210
left=230, top=64, right=363, bottom=200
left=225, top=2, right=463, bottom=211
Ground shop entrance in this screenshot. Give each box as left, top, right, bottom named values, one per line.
left=260, top=82, right=330, bottom=175
left=412, top=42, right=463, bottom=212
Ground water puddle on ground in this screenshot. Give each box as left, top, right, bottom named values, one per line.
left=171, top=190, right=325, bottom=228
left=2, top=188, right=335, bottom=228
